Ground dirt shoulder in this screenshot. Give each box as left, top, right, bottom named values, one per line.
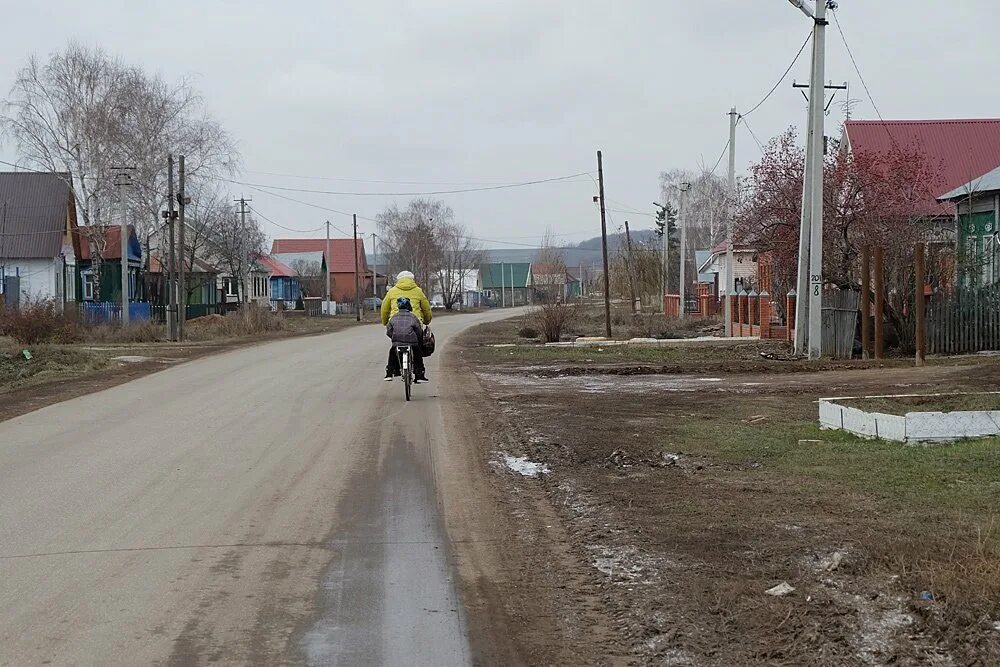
left=0, top=315, right=367, bottom=423
left=446, top=318, right=1000, bottom=665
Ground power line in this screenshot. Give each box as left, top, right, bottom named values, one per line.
left=739, top=115, right=766, bottom=153
left=247, top=204, right=327, bottom=234
left=242, top=169, right=580, bottom=187
left=741, top=31, right=813, bottom=117
left=707, top=137, right=732, bottom=178
left=209, top=171, right=593, bottom=197
left=831, top=10, right=884, bottom=125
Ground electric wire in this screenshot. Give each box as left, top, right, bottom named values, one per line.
left=741, top=31, right=814, bottom=117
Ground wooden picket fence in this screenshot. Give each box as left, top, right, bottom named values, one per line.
left=926, top=287, right=1000, bottom=355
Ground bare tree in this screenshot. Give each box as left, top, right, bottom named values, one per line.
left=1, top=41, right=240, bottom=300
left=532, top=238, right=578, bottom=342
left=376, top=198, right=453, bottom=289
left=1, top=43, right=134, bottom=297
left=206, top=206, right=266, bottom=304
left=288, top=259, right=326, bottom=298
left=433, top=222, right=483, bottom=310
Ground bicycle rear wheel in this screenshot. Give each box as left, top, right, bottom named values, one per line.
left=401, top=347, right=412, bottom=401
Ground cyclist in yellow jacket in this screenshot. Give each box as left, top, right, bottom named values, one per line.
left=381, top=271, right=433, bottom=325
left=381, top=271, right=432, bottom=381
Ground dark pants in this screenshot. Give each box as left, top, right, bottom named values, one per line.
left=387, top=344, right=425, bottom=377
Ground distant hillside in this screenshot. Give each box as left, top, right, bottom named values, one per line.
left=481, top=228, right=659, bottom=267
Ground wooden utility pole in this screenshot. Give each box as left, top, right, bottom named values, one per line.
left=874, top=247, right=885, bottom=359
left=597, top=150, right=612, bottom=338
left=371, top=232, right=377, bottom=299
left=860, top=246, right=871, bottom=359
left=177, top=155, right=186, bottom=341
left=236, top=196, right=250, bottom=309
left=353, top=214, right=361, bottom=322
left=915, top=243, right=926, bottom=366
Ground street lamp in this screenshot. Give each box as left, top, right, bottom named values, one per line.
left=678, top=182, right=691, bottom=319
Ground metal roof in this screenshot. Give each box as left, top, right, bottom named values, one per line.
left=257, top=254, right=297, bottom=278
left=938, top=165, right=1000, bottom=200
left=480, top=262, right=530, bottom=289
left=0, top=171, right=74, bottom=259
left=270, top=238, right=368, bottom=273
left=844, top=119, right=1000, bottom=216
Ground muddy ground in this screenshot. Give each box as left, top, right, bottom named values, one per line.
left=450, top=319, right=1000, bottom=666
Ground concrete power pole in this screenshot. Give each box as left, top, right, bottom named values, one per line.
left=789, top=0, right=833, bottom=358
left=237, top=196, right=250, bottom=307
left=167, top=155, right=177, bottom=340
left=324, top=220, right=331, bottom=314
left=353, top=214, right=361, bottom=322
left=678, top=182, right=691, bottom=320
left=371, top=232, right=377, bottom=299
left=806, top=0, right=829, bottom=360
left=726, top=107, right=737, bottom=336
left=177, top=155, right=187, bottom=341
left=114, top=166, right=134, bottom=326
left=596, top=150, right=612, bottom=338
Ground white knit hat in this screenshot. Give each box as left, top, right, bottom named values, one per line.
left=396, top=270, right=415, bottom=281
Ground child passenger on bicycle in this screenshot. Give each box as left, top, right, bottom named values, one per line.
left=385, top=297, right=428, bottom=383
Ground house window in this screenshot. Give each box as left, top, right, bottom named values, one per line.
left=223, top=277, right=239, bottom=297
left=82, top=272, right=95, bottom=301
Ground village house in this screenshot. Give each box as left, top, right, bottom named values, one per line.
left=258, top=254, right=301, bottom=309
left=0, top=171, right=78, bottom=310
left=479, top=262, right=531, bottom=306
left=72, top=225, right=144, bottom=304
left=937, top=164, right=1000, bottom=287
left=270, top=238, right=369, bottom=303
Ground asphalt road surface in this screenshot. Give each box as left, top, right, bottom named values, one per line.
left=0, top=309, right=515, bottom=666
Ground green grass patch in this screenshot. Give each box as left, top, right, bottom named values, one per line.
left=0, top=339, right=111, bottom=392
left=673, top=404, right=1000, bottom=516
left=838, top=393, right=1000, bottom=416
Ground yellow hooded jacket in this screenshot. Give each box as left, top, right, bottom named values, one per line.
left=381, top=276, right=433, bottom=325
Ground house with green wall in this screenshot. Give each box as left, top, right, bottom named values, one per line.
left=72, top=226, right=145, bottom=303
left=479, top=262, right=531, bottom=306
left=938, top=165, right=1000, bottom=288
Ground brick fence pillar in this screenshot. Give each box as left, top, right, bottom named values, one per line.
left=759, top=290, right=771, bottom=338
left=786, top=290, right=797, bottom=343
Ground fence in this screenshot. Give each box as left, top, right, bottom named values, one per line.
left=926, top=287, right=1000, bottom=355
left=80, top=302, right=152, bottom=324
left=821, top=289, right=859, bottom=359
left=149, top=303, right=222, bottom=324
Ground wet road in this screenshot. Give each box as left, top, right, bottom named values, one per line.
left=0, top=310, right=513, bottom=665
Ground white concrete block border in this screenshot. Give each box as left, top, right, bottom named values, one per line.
left=818, top=392, right=1000, bottom=444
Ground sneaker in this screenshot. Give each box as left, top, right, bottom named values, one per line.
left=415, top=375, right=429, bottom=384
left=384, top=371, right=394, bottom=381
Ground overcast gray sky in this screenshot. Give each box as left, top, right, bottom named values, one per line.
left=2, top=1, right=997, bottom=249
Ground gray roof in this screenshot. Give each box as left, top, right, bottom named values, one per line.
left=938, top=164, right=1000, bottom=201
left=0, top=172, right=73, bottom=259
left=695, top=250, right=714, bottom=283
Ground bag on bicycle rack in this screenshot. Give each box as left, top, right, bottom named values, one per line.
left=421, top=327, right=436, bottom=357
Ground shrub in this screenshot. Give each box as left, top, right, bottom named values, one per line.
left=83, top=322, right=164, bottom=344
left=533, top=302, right=579, bottom=343
left=0, top=299, right=80, bottom=344
left=518, top=325, right=540, bottom=339
left=218, top=306, right=286, bottom=337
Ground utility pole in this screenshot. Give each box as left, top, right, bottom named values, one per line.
left=678, top=182, right=691, bottom=320
left=654, top=201, right=670, bottom=313
left=371, top=232, right=377, bottom=299
left=597, top=150, right=612, bottom=338
left=166, top=155, right=177, bottom=340
left=500, top=262, right=506, bottom=307
left=235, top=196, right=251, bottom=308
left=624, top=220, right=638, bottom=313
left=177, top=155, right=187, bottom=341
left=113, top=165, right=135, bottom=326
left=726, top=107, right=737, bottom=336
left=324, top=220, right=331, bottom=314
left=353, top=213, right=361, bottom=322
left=788, top=0, right=837, bottom=358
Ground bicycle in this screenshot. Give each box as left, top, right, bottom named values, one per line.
left=396, top=344, right=414, bottom=401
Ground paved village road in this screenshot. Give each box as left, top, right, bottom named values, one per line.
left=0, top=309, right=518, bottom=666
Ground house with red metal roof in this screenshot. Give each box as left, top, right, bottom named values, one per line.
left=71, top=225, right=144, bottom=304
left=269, top=238, right=369, bottom=303
left=842, top=118, right=1000, bottom=219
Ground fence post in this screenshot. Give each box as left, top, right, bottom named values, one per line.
left=759, top=291, right=771, bottom=338
left=874, top=247, right=885, bottom=360
left=915, top=243, right=926, bottom=366
left=786, top=290, right=796, bottom=344
left=860, top=247, right=871, bottom=359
